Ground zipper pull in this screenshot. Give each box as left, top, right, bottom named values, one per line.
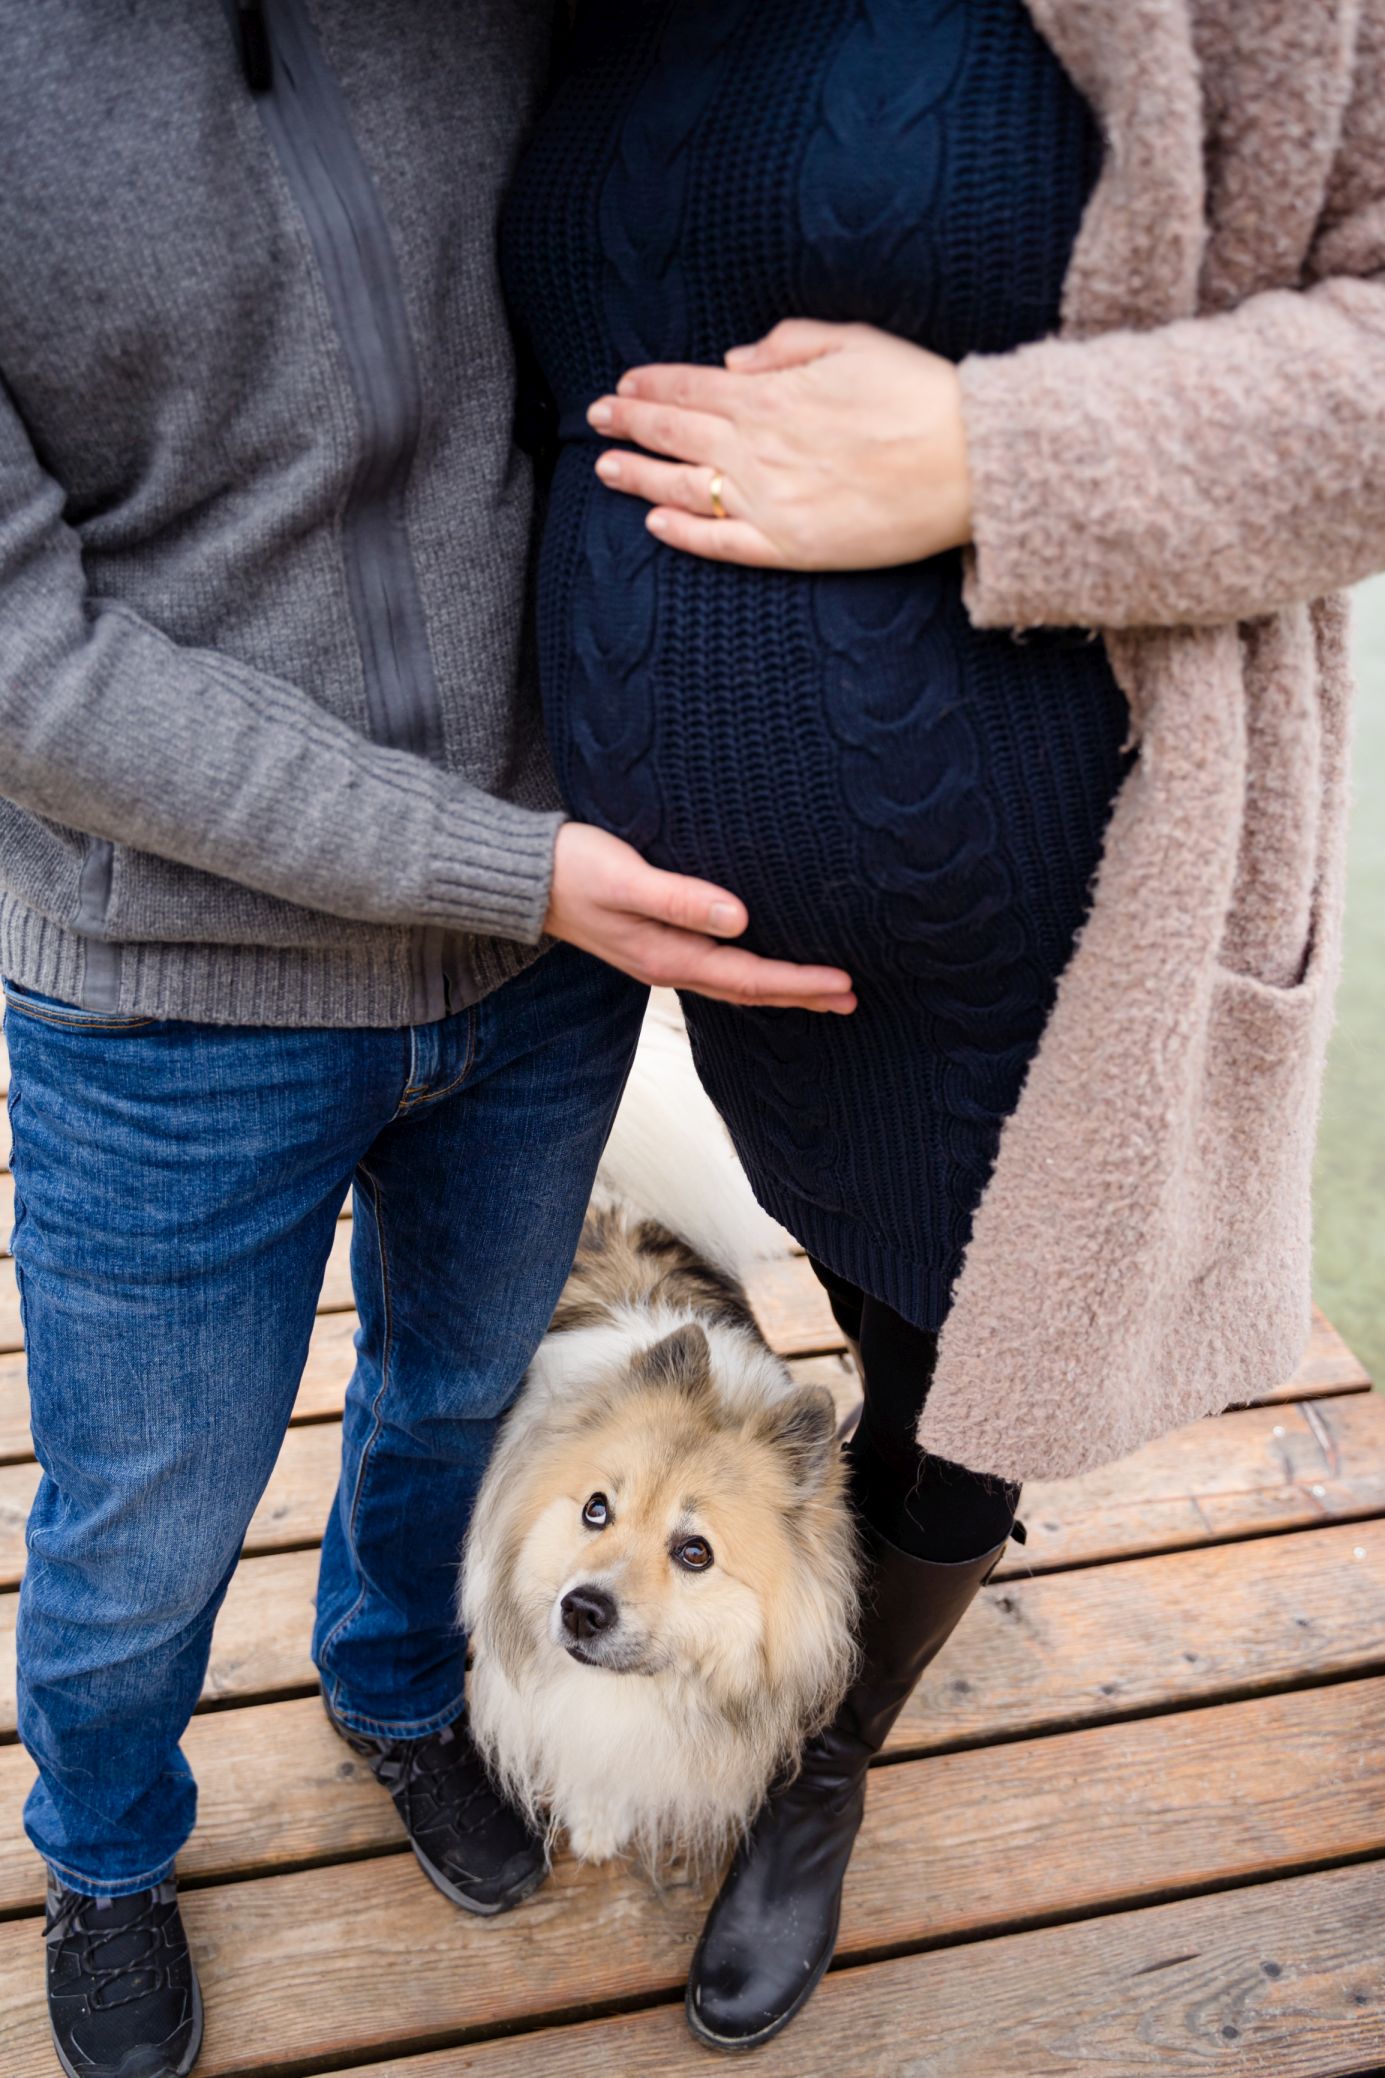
left=237, top=2, right=273, bottom=94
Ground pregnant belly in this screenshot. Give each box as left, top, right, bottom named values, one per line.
left=537, top=452, right=1126, bottom=977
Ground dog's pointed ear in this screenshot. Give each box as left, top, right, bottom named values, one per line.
left=751, top=1383, right=840, bottom=1496
left=631, top=1324, right=714, bottom=1398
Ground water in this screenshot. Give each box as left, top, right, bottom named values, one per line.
left=1314, top=574, right=1385, bottom=1387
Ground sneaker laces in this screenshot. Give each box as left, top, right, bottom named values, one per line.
left=48, top=1884, right=182, bottom=2014
left=379, top=1723, right=497, bottom=1844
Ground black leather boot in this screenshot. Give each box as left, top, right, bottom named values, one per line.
left=685, top=1522, right=1009, bottom=2052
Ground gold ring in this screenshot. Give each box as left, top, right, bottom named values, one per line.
left=708, top=471, right=728, bottom=521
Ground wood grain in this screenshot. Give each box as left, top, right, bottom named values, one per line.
left=1, top=1678, right=1381, bottom=2072
left=893, top=1517, right=1385, bottom=1751
left=999, top=1389, right=1385, bottom=1577
left=3, top=1377, right=1383, bottom=1596
left=1, top=1529, right=1382, bottom=1911
left=322, top=1861, right=1385, bottom=2078
left=2, top=1516, right=1380, bottom=1761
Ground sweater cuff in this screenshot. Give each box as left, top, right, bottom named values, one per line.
left=422, top=783, right=566, bottom=946
left=957, top=345, right=1075, bottom=632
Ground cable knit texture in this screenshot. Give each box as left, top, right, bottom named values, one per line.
left=514, top=0, right=1381, bottom=1481
left=505, top=0, right=1132, bottom=1333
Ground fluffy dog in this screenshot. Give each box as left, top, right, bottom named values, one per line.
left=461, top=999, right=859, bottom=1868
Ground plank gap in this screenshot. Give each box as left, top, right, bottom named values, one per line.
left=996, top=1501, right=1385, bottom=1581
left=807, top=1842, right=1385, bottom=1978
left=872, top=1649, right=1385, bottom=1765
left=167, top=1851, right=1385, bottom=2078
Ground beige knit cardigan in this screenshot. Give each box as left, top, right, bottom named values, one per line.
left=919, top=0, right=1384, bottom=1481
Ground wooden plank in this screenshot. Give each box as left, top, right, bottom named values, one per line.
left=0, top=1421, right=341, bottom=1590
left=2, top=1528, right=1383, bottom=1910
left=0, top=1264, right=15, bottom=1354
left=998, top=1389, right=1385, bottom=1577
left=745, top=1253, right=841, bottom=1355
left=3, top=1381, right=1384, bottom=1597
left=2, top=1515, right=1380, bottom=1761
left=1257, top=1306, right=1372, bottom=1399
left=892, top=1517, right=1385, bottom=1753
left=0, top=1546, right=320, bottom=1738
left=2, top=1678, right=1382, bottom=2073
left=324, top=1861, right=1385, bottom=2078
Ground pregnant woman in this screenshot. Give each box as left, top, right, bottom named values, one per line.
left=505, top=0, right=1382, bottom=2051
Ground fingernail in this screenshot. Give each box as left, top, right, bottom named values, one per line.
left=595, top=454, right=622, bottom=481
left=709, top=902, right=739, bottom=931
left=617, top=374, right=640, bottom=396
left=588, top=401, right=613, bottom=427
left=725, top=345, right=755, bottom=367
left=647, top=511, right=669, bottom=535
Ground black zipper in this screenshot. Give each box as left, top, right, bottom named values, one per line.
left=229, top=0, right=461, bottom=1021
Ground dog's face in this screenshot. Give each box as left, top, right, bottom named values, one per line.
left=492, top=1326, right=845, bottom=1705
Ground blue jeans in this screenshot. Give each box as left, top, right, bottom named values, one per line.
left=4, top=945, right=645, bottom=1896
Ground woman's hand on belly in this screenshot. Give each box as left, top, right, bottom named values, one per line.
left=545, top=824, right=856, bottom=1014
left=586, top=320, right=972, bottom=573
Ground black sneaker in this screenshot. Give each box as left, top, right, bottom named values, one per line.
left=45, top=1875, right=203, bottom=2078
left=324, top=1696, right=547, bottom=1915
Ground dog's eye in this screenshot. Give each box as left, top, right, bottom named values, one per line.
left=581, top=1492, right=611, bottom=1529
left=673, top=1537, right=713, bottom=1572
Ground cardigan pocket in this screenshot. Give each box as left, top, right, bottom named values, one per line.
left=1205, top=891, right=1331, bottom=1147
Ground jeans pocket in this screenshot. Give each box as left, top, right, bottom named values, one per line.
left=2, top=981, right=154, bottom=1033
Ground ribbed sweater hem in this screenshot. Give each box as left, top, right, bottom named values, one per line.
left=0, top=900, right=545, bottom=1029
left=744, top=1173, right=963, bottom=1337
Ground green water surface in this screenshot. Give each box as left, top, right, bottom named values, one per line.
left=1314, top=575, right=1385, bottom=1384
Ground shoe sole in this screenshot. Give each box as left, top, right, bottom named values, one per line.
left=51, top=1962, right=204, bottom=2078
left=684, top=1900, right=840, bottom=2055
left=411, top=1835, right=549, bottom=1918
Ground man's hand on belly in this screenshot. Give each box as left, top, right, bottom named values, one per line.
left=545, top=824, right=857, bottom=1015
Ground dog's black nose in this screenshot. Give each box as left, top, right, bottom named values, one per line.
left=561, top=1584, right=617, bottom=1642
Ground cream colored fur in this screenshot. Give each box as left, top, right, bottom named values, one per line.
left=462, top=1004, right=857, bottom=1868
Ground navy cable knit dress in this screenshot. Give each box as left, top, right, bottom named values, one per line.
left=502, top=0, right=1132, bottom=1331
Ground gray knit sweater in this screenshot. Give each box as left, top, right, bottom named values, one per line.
left=0, top=0, right=565, bottom=1027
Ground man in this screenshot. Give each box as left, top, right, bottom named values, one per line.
left=0, top=7, right=851, bottom=2072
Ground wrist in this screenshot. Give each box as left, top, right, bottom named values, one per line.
left=929, top=363, right=973, bottom=552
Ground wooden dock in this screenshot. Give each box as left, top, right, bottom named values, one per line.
left=1, top=1048, right=1384, bottom=2076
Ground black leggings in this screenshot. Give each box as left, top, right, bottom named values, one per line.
left=809, top=1259, right=1020, bottom=1566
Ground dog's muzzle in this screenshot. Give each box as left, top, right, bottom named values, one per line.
left=555, top=1583, right=653, bottom=1671
left=561, top=1583, right=617, bottom=1646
